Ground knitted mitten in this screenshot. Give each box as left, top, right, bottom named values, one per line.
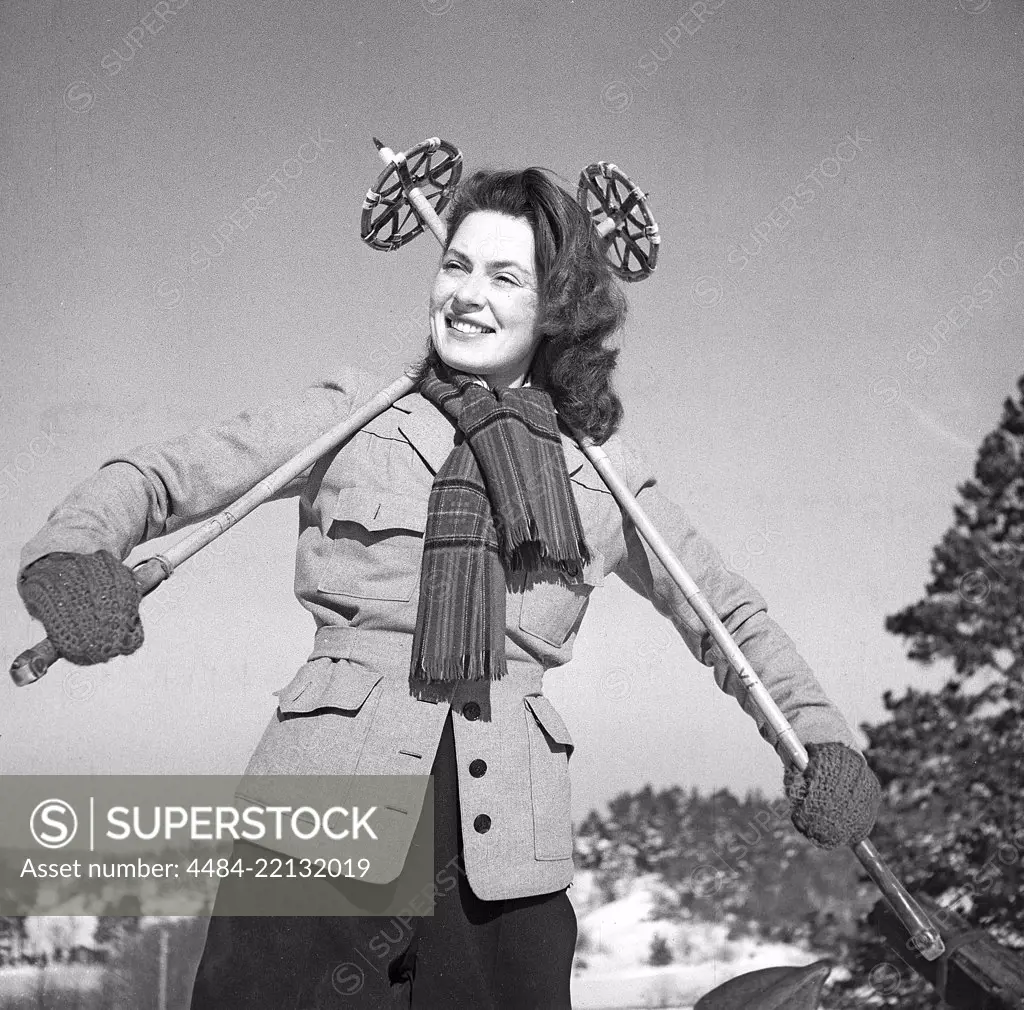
left=784, top=742, right=881, bottom=849
left=18, top=551, right=144, bottom=665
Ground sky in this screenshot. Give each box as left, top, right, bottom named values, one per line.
left=1, top=0, right=1022, bottom=822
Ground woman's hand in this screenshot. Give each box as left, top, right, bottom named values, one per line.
left=784, top=742, right=882, bottom=849
left=18, top=551, right=144, bottom=666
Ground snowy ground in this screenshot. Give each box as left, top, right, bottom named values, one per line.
left=0, top=964, right=105, bottom=1009
left=0, top=888, right=831, bottom=1009
left=569, top=872, right=829, bottom=1010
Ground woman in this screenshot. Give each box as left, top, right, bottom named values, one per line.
left=18, top=168, right=880, bottom=1008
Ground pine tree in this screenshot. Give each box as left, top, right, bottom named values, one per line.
left=648, top=931, right=674, bottom=966
left=0, top=916, right=27, bottom=965
left=886, top=374, right=1024, bottom=685
left=829, top=376, right=1024, bottom=1009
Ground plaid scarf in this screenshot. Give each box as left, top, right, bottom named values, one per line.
left=410, top=364, right=590, bottom=682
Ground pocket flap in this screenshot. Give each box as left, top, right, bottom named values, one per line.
left=333, top=487, right=426, bottom=533
left=275, top=658, right=383, bottom=714
left=525, top=695, right=574, bottom=753
left=581, top=551, right=606, bottom=588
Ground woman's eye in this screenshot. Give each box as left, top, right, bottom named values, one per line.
left=494, top=274, right=518, bottom=287
left=443, top=259, right=466, bottom=272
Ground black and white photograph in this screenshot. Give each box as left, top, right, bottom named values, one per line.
left=2, top=0, right=1023, bottom=1007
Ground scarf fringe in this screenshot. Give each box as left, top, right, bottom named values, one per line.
left=411, top=650, right=507, bottom=683
left=504, top=525, right=592, bottom=578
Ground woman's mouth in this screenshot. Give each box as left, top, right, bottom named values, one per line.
left=447, top=316, right=495, bottom=335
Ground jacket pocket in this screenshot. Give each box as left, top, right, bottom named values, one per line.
left=275, top=658, right=384, bottom=716
left=524, top=694, right=574, bottom=861
left=518, top=551, right=605, bottom=648
left=317, top=487, right=426, bottom=602
left=244, top=659, right=386, bottom=781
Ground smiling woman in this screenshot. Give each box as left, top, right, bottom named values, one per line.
left=16, top=165, right=880, bottom=1010
left=417, top=167, right=629, bottom=442
left=428, top=210, right=541, bottom=389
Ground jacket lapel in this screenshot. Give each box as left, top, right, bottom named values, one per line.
left=393, top=391, right=458, bottom=476
left=389, top=389, right=591, bottom=483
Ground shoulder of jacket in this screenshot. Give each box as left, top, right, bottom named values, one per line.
left=309, top=364, right=397, bottom=410
left=598, top=428, right=658, bottom=495
left=564, top=427, right=657, bottom=497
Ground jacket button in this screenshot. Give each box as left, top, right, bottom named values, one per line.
left=462, top=701, right=481, bottom=721
left=469, top=759, right=487, bottom=778
left=473, top=814, right=491, bottom=833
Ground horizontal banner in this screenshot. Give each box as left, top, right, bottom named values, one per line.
left=0, top=776, right=434, bottom=917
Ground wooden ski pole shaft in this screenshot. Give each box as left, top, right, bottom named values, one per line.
left=578, top=436, right=945, bottom=960
left=10, top=371, right=417, bottom=687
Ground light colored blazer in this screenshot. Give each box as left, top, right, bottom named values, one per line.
left=20, top=365, right=856, bottom=901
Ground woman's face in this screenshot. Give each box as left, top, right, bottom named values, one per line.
left=429, top=210, right=542, bottom=389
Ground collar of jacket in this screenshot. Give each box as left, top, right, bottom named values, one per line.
left=363, top=385, right=589, bottom=480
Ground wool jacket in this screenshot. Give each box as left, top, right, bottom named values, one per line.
left=20, top=365, right=857, bottom=901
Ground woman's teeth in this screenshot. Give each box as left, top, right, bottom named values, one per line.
left=449, top=318, right=492, bottom=334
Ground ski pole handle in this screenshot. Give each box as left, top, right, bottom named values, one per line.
left=10, top=556, right=171, bottom=687
left=10, top=640, right=59, bottom=687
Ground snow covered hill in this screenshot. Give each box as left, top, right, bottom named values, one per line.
left=569, top=871, right=832, bottom=1010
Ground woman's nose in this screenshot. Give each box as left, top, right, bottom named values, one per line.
left=452, top=272, right=486, bottom=308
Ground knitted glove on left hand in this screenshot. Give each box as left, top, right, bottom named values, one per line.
left=784, top=742, right=881, bottom=849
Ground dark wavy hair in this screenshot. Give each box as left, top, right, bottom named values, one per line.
left=418, top=168, right=627, bottom=444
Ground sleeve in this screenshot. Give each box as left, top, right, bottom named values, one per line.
left=18, top=366, right=379, bottom=577
left=603, top=431, right=859, bottom=760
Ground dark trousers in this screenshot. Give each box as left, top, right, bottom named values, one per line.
left=188, top=711, right=577, bottom=1008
